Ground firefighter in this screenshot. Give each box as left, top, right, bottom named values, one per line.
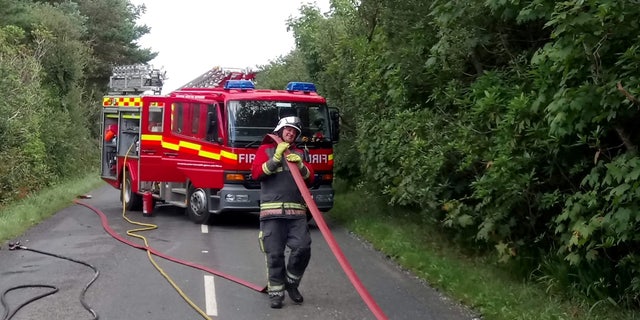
left=251, top=116, right=315, bottom=309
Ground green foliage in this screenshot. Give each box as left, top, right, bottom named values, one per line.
left=255, top=50, right=311, bottom=89
left=286, top=0, right=376, bottom=183
left=77, top=0, right=156, bottom=81
left=534, top=1, right=640, bottom=140
left=555, top=153, right=640, bottom=303
left=0, top=0, right=150, bottom=204
left=29, top=2, right=98, bottom=177
left=330, top=183, right=638, bottom=320
left=0, top=26, right=51, bottom=202
left=0, top=0, right=30, bottom=27
left=75, top=0, right=157, bottom=139
left=0, top=173, right=105, bottom=244
left=257, top=0, right=640, bottom=310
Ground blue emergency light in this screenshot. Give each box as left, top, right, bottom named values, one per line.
left=286, top=82, right=317, bottom=92
left=224, top=80, right=255, bottom=90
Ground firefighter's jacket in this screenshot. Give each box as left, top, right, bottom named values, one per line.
left=251, top=141, right=314, bottom=220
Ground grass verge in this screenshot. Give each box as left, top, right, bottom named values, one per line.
left=0, top=174, right=105, bottom=244
left=328, top=183, right=639, bottom=320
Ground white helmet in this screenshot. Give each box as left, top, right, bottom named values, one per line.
left=273, top=116, right=302, bottom=135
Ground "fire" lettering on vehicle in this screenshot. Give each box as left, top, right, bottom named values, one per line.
left=308, top=154, right=329, bottom=164
left=238, top=153, right=256, bottom=164
left=238, top=153, right=329, bottom=164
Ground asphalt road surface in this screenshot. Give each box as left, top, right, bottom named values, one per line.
left=0, top=185, right=479, bottom=320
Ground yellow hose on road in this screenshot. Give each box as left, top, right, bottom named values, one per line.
left=121, top=142, right=211, bottom=320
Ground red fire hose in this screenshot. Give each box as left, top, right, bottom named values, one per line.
left=73, top=199, right=266, bottom=293
left=267, top=134, right=389, bottom=320
left=74, top=134, right=387, bottom=319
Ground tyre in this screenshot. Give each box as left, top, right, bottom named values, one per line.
left=121, top=171, right=142, bottom=211
left=187, top=185, right=211, bottom=224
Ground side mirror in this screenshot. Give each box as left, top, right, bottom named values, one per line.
left=329, top=107, right=340, bottom=143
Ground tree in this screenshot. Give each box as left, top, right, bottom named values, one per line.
left=255, top=50, right=311, bottom=89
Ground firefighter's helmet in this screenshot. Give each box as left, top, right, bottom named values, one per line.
left=273, top=116, right=302, bottom=135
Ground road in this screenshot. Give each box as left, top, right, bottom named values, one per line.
left=0, top=185, right=478, bottom=320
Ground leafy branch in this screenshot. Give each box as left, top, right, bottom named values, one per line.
left=616, top=81, right=640, bottom=106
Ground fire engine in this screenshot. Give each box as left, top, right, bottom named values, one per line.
left=100, top=64, right=339, bottom=223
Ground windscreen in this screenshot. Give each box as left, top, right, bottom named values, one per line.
left=227, top=100, right=331, bottom=147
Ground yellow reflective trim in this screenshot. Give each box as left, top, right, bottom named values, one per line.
left=179, top=140, right=201, bottom=151
left=221, top=150, right=237, bottom=160
left=301, top=167, right=310, bottom=179
left=198, top=150, right=221, bottom=160
left=122, top=115, right=140, bottom=119
left=260, top=204, right=284, bottom=210
left=115, top=97, right=142, bottom=107
left=141, top=134, right=162, bottom=141
left=286, top=270, right=301, bottom=280
left=269, top=284, right=285, bottom=291
left=162, top=141, right=180, bottom=151
left=260, top=202, right=306, bottom=210
left=328, top=154, right=334, bottom=161
left=118, top=131, right=242, bottom=162
left=264, top=166, right=284, bottom=173
left=102, top=96, right=144, bottom=107
left=258, top=231, right=265, bottom=253
left=262, top=162, right=272, bottom=175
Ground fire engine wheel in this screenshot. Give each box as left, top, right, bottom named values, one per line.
left=121, top=172, right=142, bottom=211
left=187, top=186, right=210, bottom=224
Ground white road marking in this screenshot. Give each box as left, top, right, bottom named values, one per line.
left=202, top=250, right=209, bottom=253
left=204, top=275, right=218, bottom=316
left=201, top=224, right=209, bottom=233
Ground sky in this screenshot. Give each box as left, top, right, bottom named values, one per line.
left=129, top=0, right=331, bottom=93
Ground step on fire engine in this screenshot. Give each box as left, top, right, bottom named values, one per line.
left=100, top=64, right=339, bottom=223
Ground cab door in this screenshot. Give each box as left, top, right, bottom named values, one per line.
left=139, top=97, right=169, bottom=181
left=163, top=97, right=225, bottom=188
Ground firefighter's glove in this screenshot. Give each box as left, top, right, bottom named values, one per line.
left=273, top=142, right=290, bottom=162
left=286, top=153, right=305, bottom=169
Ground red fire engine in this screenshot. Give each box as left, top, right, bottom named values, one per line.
left=100, top=64, right=339, bottom=223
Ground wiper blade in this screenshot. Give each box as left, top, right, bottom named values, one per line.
left=244, top=139, right=261, bottom=148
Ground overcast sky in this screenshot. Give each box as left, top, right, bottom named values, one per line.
left=129, top=0, right=330, bottom=93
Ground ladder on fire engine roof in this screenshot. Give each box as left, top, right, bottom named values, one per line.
left=108, top=64, right=166, bottom=95
left=177, top=66, right=256, bottom=89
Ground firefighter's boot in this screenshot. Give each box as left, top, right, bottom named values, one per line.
left=269, top=291, right=284, bottom=309
left=286, top=286, right=303, bottom=304
left=285, top=275, right=304, bottom=304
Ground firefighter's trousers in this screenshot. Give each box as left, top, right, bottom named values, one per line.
left=259, top=218, right=311, bottom=293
